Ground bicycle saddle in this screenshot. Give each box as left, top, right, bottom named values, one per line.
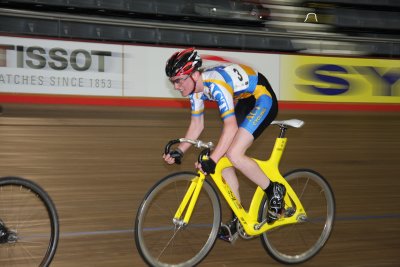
left=271, top=119, right=304, bottom=128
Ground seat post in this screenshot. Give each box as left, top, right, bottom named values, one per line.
left=279, top=126, right=288, bottom=138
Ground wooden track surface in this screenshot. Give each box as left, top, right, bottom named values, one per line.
left=0, top=104, right=399, bottom=267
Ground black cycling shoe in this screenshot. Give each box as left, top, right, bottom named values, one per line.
left=217, top=216, right=239, bottom=243
left=265, top=182, right=286, bottom=223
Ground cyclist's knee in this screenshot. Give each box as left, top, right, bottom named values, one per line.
left=226, top=149, right=245, bottom=167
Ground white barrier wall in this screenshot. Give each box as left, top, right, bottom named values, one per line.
left=0, top=36, right=281, bottom=99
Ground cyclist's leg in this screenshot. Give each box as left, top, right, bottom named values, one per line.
left=227, top=90, right=276, bottom=189
left=217, top=102, right=270, bottom=242
left=216, top=100, right=252, bottom=242
left=218, top=85, right=278, bottom=241
left=218, top=160, right=241, bottom=242
left=217, top=95, right=253, bottom=214
left=226, top=128, right=269, bottom=189
left=219, top=95, right=253, bottom=211
left=217, top=132, right=258, bottom=242
left=221, top=167, right=241, bottom=202
left=229, top=84, right=284, bottom=222
left=222, top=91, right=272, bottom=207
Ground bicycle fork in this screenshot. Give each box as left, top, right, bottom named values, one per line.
left=172, top=172, right=205, bottom=227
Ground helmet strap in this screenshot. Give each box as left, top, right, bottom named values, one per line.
left=188, top=74, right=197, bottom=95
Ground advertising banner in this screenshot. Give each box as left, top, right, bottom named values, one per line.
left=280, top=55, right=400, bottom=103
left=0, top=36, right=123, bottom=96
left=2, top=35, right=399, bottom=109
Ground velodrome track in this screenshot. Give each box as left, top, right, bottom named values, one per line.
left=0, top=103, right=399, bottom=267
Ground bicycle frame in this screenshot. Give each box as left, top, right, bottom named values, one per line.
left=173, top=137, right=307, bottom=236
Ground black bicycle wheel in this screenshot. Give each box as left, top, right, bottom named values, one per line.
left=0, top=176, right=59, bottom=267
left=259, top=169, right=335, bottom=264
left=135, top=172, right=221, bottom=267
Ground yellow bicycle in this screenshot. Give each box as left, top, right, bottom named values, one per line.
left=135, top=119, right=335, bottom=267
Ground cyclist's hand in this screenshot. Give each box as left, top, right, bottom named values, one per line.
left=195, top=161, right=203, bottom=173
left=197, top=158, right=216, bottom=175
left=163, top=153, right=175, bottom=164
left=163, top=149, right=183, bottom=165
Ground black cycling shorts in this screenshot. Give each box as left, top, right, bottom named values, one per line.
left=234, top=73, right=278, bottom=140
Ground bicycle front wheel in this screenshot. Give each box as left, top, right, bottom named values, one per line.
left=135, top=171, right=221, bottom=267
left=260, top=169, right=335, bottom=264
left=0, top=176, right=59, bottom=267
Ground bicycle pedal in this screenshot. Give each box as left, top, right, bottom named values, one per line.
left=267, top=210, right=285, bottom=224
left=218, top=224, right=239, bottom=244
left=228, top=232, right=239, bottom=245
left=284, top=207, right=295, bottom=217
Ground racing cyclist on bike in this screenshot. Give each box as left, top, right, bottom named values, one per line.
left=162, top=47, right=286, bottom=243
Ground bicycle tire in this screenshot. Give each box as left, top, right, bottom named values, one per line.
left=0, top=176, right=59, bottom=267
left=135, top=171, right=221, bottom=267
left=259, top=169, right=335, bottom=264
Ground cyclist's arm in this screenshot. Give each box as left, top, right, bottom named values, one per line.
left=177, top=114, right=204, bottom=153
left=163, top=114, right=203, bottom=164
left=209, top=115, right=238, bottom=163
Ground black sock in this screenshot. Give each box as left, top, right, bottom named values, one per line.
left=264, top=182, right=274, bottom=196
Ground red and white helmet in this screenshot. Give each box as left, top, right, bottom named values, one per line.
left=165, top=47, right=202, bottom=77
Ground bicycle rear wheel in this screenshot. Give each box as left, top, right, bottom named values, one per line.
left=0, top=176, right=59, bottom=267
left=260, top=169, right=335, bottom=264
left=135, top=171, right=221, bottom=267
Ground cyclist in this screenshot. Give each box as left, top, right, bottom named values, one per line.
left=162, top=47, right=286, bottom=242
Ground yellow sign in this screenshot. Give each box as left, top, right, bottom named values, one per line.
left=280, top=55, right=400, bottom=103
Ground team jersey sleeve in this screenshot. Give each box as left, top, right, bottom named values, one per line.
left=206, top=81, right=235, bottom=120
left=189, top=92, right=204, bottom=117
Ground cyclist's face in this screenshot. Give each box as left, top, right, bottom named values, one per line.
left=170, top=75, right=194, bottom=97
